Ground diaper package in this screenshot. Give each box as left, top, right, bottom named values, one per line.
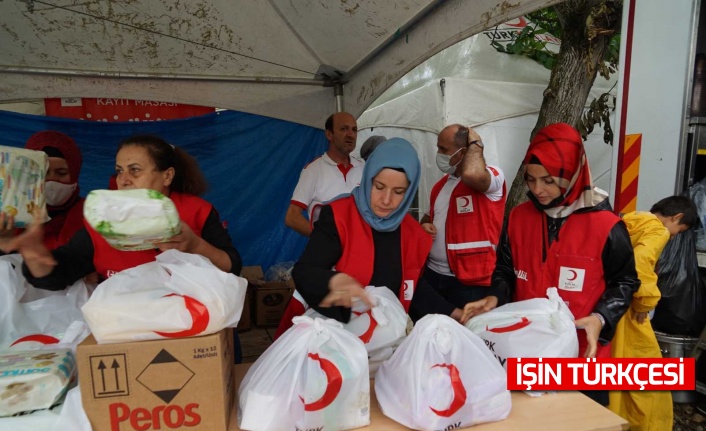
left=84, top=189, right=181, bottom=250
left=0, top=145, right=48, bottom=227
left=0, top=348, right=76, bottom=417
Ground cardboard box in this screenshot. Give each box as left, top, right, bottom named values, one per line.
left=237, top=290, right=252, bottom=333
left=241, top=266, right=295, bottom=328
left=77, top=329, right=234, bottom=431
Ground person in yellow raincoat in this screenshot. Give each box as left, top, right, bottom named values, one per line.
left=609, top=195, right=698, bottom=430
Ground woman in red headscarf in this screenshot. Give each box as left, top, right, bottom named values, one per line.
left=0, top=131, right=85, bottom=250
left=462, top=123, right=639, bottom=405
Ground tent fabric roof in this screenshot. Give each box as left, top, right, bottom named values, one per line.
left=358, top=19, right=616, bottom=133
left=0, top=0, right=560, bottom=128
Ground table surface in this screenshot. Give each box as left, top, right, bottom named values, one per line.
left=229, top=363, right=629, bottom=431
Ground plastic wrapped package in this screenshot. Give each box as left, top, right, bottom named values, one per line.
left=0, top=145, right=48, bottom=227
left=83, top=189, right=181, bottom=251
left=305, top=286, right=408, bottom=377
left=375, top=314, right=510, bottom=431
left=238, top=316, right=370, bottom=431
left=465, top=288, right=579, bottom=367
left=0, top=348, right=76, bottom=417
left=264, top=261, right=295, bottom=282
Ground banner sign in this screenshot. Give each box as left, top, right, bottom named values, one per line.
left=44, top=98, right=215, bottom=122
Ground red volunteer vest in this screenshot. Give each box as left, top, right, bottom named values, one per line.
left=44, top=198, right=85, bottom=250
left=429, top=175, right=505, bottom=285
left=330, top=196, right=432, bottom=311
left=86, top=192, right=212, bottom=279
left=508, top=201, right=619, bottom=357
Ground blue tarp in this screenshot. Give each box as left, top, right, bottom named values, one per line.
left=0, top=110, right=328, bottom=271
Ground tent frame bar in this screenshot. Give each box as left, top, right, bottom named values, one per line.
left=0, top=66, right=323, bottom=86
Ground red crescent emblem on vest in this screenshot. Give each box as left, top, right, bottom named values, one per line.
left=10, top=334, right=60, bottom=346
left=486, top=316, right=531, bottom=333
left=504, top=16, right=528, bottom=28
left=567, top=269, right=578, bottom=281
left=351, top=309, right=378, bottom=343
left=459, top=196, right=471, bottom=208
left=429, top=363, right=467, bottom=417
left=153, top=293, right=210, bottom=338
left=299, top=353, right=343, bottom=411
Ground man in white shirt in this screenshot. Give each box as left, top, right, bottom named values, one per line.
left=285, top=112, right=364, bottom=236
left=418, top=124, right=506, bottom=320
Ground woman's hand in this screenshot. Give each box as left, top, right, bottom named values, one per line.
left=421, top=222, right=437, bottom=238
left=155, top=222, right=202, bottom=253
left=460, top=295, right=498, bottom=324
left=574, top=314, right=603, bottom=358
left=0, top=212, right=16, bottom=239
left=0, top=220, right=56, bottom=272
left=319, top=273, right=375, bottom=309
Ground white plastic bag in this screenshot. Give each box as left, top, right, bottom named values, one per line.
left=238, top=316, right=370, bottom=431
left=375, top=314, right=510, bottom=431
left=0, top=255, right=91, bottom=351
left=81, top=250, right=247, bottom=343
left=304, top=286, right=407, bottom=376
left=465, top=288, right=579, bottom=368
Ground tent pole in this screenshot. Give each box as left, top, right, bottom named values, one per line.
left=0, top=67, right=322, bottom=86
left=334, top=83, right=344, bottom=112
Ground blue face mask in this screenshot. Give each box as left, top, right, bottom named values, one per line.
left=435, top=148, right=463, bottom=174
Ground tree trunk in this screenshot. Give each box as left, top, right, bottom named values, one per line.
left=505, top=0, right=622, bottom=217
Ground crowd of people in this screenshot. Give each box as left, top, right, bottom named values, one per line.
left=0, top=112, right=698, bottom=430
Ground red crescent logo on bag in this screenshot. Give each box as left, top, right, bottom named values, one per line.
left=10, top=334, right=60, bottom=346
left=429, top=364, right=467, bottom=417
left=351, top=309, right=378, bottom=343
left=299, top=353, right=343, bottom=411
left=153, top=294, right=210, bottom=338
left=486, top=317, right=530, bottom=333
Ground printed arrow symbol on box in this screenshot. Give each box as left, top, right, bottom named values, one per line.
left=112, top=359, right=121, bottom=390
left=98, top=360, right=107, bottom=392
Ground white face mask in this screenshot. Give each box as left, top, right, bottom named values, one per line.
left=435, top=147, right=464, bottom=174
left=45, top=181, right=77, bottom=206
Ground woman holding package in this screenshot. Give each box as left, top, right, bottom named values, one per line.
left=275, top=138, right=464, bottom=337
left=462, top=123, right=639, bottom=405
left=1, top=134, right=242, bottom=288
left=0, top=131, right=85, bottom=250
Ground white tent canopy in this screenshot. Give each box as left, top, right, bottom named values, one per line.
left=0, top=0, right=560, bottom=128
left=355, top=20, right=616, bottom=216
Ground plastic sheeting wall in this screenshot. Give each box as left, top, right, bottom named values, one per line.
left=0, top=110, right=328, bottom=272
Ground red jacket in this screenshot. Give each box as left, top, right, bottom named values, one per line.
left=429, top=175, right=505, bottom=285
left=508, top=201, right=620, bottom=357
left=86, top=192, right=212, bottom=279
left=330, top=196, right=431, bottom=311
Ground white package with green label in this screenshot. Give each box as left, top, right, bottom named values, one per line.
left=84, top=189, right=181, bottom=251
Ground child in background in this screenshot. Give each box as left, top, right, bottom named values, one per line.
left=609, top=195, right=698, bottom=430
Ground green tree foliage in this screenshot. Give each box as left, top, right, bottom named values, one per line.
left=490, top=1, right=621, bottom=145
